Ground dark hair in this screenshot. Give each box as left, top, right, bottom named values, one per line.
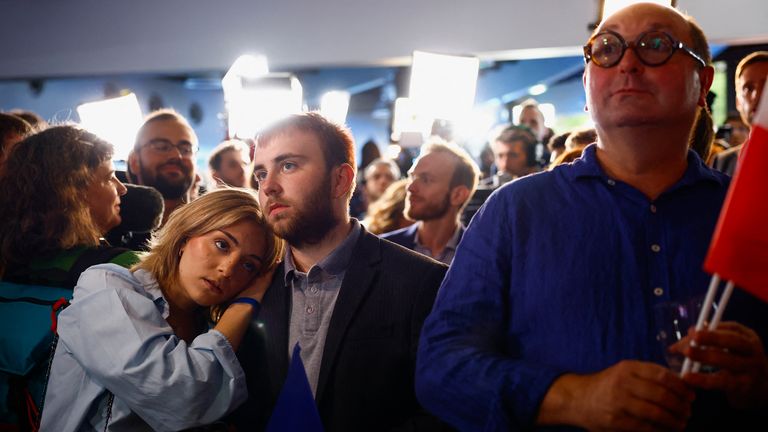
left=9, top=109, right=47, bottom=129
left=0, top=113, right=33, bottom=159
left=360, top=140, right=381, bottom=171
left=684, top=14, right=715, bottom=162
left=494, top=125, right=538, bottom=167
left=566, top=128, right=597, bottom=150
left=547, top=131, right=571, bottom=153
left=0, top=125, right=114, bottom=275
left=257, top=112, right=357, bottom=174
left=208, top=140, right=248, bottom=172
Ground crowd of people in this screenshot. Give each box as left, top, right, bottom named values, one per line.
left=1, top=3, right=767, bottom=431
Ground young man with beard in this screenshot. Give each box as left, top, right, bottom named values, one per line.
left=233, top=112, right=448, bottom=431
left=381, top=139, right=479, bottom=265
left=711, top=51, right=768, bottom=175
left=416, top=4, right=768, bottom=431
left=128, top=110, right=198, bottom=224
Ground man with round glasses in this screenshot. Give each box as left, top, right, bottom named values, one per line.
left=416, top=3, right=768, bottom=431
left=128, top=109, right=199, bottom=225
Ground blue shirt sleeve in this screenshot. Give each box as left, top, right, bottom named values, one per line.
left=55, top=266, right=247, bottom=430
left=415, top=188, right=563, bottom=431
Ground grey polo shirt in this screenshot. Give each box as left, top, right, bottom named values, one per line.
left=284, top=219, right=361, bottom=396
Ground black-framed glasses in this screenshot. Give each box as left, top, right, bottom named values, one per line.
left=583, top=30, right=706, bottom=68
left=143, top=138, right=197, bottom=158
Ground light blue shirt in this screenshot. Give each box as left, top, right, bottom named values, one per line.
left=40, top=264, right=247, bottom=432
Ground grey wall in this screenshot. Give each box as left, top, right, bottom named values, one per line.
left=1, top=0, right=766, bottom=79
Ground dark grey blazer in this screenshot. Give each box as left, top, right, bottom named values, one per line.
left=231, top=227, right=449, bottom=432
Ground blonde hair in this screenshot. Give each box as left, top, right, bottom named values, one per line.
left=133, top=188, right=283, bottom=295
left=364, top=179, right=411, bottom=235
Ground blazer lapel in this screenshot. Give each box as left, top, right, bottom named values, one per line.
left=315, top=229, right=382, bottom=401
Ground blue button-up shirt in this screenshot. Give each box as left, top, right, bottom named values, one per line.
left=416, top=145, right=734, bottom=431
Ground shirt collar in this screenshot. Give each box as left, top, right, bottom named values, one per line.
left=568, top=143, right=725, bottom=190
left=283, top=219, right=362, bottom=284
left=133, top=268, right=170, bottom=318
left=414, top=222, right=463, bottom=251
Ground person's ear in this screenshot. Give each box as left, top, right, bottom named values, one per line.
left=698, top=66, right=715, bottom=107
left=128, top=151, right=140, bottom=182
left=332, top=163, right=356, bottom=199
left=450, top=185, right=470, bottom=208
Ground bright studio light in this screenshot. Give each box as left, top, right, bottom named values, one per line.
left=386, top=144, right=402, bottom=160
left=225, top=73, right=303, bottom=139
left=408, top=51, right=479, bottom=122
left=320, top=91, right=350, bottom=124
left=222, top=54, right=269, bottom=97
left=77, top=93, right=143, bottom=161
left=391, top=97, right=432, bottom=142
left=602, top=0, right=672, bottom=20
left=528, top=84, right=548, bottom=96
left=512, top=103, right=557, bottom=128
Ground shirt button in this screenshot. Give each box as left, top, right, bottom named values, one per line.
left=651, top=244, right=661, bottom=253
left=650, top=204, right=657, bottom=213
left=653, top=287, right=664, bottom=296
left=606, top=179, right=616, bottom=186
left=306, top=305, right=315, bottom=314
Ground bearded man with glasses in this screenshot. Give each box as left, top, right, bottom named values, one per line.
left=128, top=109, right=199, bottom=225
left=416, top=3, right=768, bottom=431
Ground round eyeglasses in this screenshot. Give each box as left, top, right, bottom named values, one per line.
left=583, top=30, right=706, bottom=68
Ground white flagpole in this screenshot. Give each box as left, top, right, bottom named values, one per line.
left=689, top=280, right=735, bottom=373
left=680, top=273, right=720, bottom=376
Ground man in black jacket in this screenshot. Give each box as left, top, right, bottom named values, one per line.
left=233, top=112, right=448, bottom=431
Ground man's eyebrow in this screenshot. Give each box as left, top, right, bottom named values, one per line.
left=253, top=153, right=308, bottom=171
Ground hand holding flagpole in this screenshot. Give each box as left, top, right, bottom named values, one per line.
left=683, top=81, right=768, bottom=376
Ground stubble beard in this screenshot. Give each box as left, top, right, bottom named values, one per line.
left=405, top=193, right=451, bottom=222
left=140, top=159, right=193, bottom=200
left=270, top=176, right=338, bottom=248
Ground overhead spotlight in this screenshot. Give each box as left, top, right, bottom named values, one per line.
left=224, top=69, right=303, bottom=139
left=386, top=144, right=402, bottom=160
left=528, top=84, right=548, bottom=96
left=320, top=91, right=350, bottom=124
left=408, top=51, right=479, bottom=122
left=222, top=55, right=269, bottom=95
left=77, top=93, right=143, bottom=161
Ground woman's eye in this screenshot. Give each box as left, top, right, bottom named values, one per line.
left=242, top=261, right=259, bottom=273
left=214, top=239, right=229, bottom=251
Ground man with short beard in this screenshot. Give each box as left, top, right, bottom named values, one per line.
left=233, top=112, right=448, bottom=431
left=128, top=109, right=197, bottom=224
left=382, top=139, right=479, bottom=265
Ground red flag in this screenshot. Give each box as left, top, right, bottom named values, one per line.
left=704, top=110, right=768, bottom=303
